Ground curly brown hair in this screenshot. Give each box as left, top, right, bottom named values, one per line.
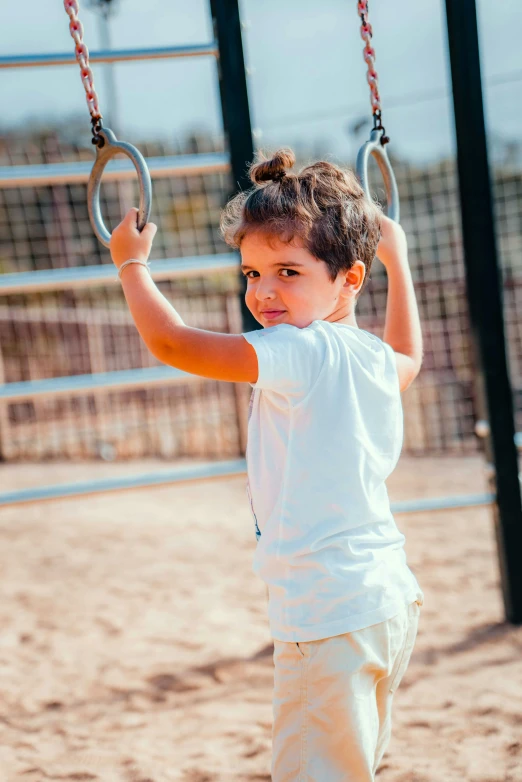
left=220, top=148, right=382, bottom=293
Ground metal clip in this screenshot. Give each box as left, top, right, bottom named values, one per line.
left=356, top=128, right=400, bottom=223
left=87, top=127, right=152, bottom=248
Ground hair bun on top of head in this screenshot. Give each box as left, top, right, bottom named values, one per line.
left=249, top=148, right=295, bottom=184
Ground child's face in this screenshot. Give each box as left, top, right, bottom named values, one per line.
left=240, top=232, right=365, bottom=329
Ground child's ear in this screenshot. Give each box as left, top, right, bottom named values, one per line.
left=343, top=261, right=366, bottom=295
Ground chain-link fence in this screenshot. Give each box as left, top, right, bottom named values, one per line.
left=1, top=128, right=521, bottom=460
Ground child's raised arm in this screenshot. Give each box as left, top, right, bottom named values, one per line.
left=376, top=216, right=423, bottom=392
left=110, top=209, right=259, bottom=384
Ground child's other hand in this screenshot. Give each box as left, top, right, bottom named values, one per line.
left=376, top=214, right=408, bottom=269
left=110, top=208, right=157, bottom=270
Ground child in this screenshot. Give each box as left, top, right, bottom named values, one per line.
left=110, top=148, right=424, bottom=781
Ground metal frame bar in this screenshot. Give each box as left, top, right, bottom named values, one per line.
left=445, top=0, right=522, bottom=625
left=0, top=253, right=238, bottom=294
left=0, top=307, right=132, bottom=325
left=210, top=0, right=258, bottom=334
left=0, top=44, right=218, bottom=69
left=0, top=366, right=203, bottom=404
left=0, top=464, right=495, bottom=510
left=0, top=153, right=229, bottom=188
left=392, top=492, right=494, bottom=515
left=0, top=459, right=248, bottom=508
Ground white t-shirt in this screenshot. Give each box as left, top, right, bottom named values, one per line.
left=242, top=320, right=423, bottom=643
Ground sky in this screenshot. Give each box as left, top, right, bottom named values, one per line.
left=0, top=0, right=521, bottom=165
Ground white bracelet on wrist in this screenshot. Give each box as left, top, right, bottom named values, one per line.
left=117, top=258, right=151, bottom=280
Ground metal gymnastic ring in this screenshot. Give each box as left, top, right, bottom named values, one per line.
left=356, top=129, right=400, bottom=223
left=87, top=127, right=152, bottom=248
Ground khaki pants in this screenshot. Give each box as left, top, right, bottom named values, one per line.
left=271, top=601, right=421, bottom=782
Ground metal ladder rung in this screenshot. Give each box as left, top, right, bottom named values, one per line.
left=0, top=459, right=248, bottom=508
left=0, top=152, right=230, bottom=188
left=0, top=253, right=239, bottom=295
left=0, top=365, right=205, bottom=404
left=0, top=475, right=495, bottom=511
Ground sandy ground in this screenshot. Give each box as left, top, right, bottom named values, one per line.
left=0, top=455, right=521, bottom=782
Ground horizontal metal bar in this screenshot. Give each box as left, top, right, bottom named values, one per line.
left=0, top=305, right=132, bottom=325
left=0, top=44, right=218, bottom=69
left=391, top=492, right=495, bottom=514
left=0, top=459, right=247, bottom=508
left=0, top=253, right=238, bottom=295
left=0, top=365, right=204, bottom=403
left=0, top=152, right=230, bottom=188
left=0, top=468, right=496, bottom=510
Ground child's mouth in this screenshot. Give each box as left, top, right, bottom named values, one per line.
left=261, top=310, right=286, bottom=320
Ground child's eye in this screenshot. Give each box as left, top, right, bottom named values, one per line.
left=243, top=269, right=299, bottom=279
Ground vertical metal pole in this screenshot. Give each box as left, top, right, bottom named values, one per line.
left=209, top=0, right=259, bottom=333
left=445, top=0, right=522, bottom=624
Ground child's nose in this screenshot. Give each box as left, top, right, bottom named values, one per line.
left=254, top=279, right=277, bottom=300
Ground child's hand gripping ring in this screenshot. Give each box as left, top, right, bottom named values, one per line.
left=356, top=129, right=400, bottom=223
left=87, top=127, right=153, bottom=248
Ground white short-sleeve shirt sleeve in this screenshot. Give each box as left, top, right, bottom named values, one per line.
left=242, top=323, right=326, bottom=402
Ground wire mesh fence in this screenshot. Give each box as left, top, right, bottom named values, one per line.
left=0, top=127, right=521, bottom=461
